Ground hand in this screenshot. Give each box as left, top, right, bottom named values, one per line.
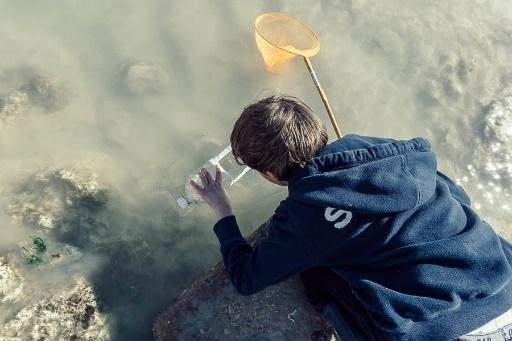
left=190, top=165, right=233, bottom=220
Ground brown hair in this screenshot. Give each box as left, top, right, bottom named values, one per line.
left=230, top=95, right=328, bottom=180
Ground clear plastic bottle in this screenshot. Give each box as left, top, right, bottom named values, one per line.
left=176, top=145, right=250, bottom=210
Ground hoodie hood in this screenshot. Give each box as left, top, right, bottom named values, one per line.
left=288, top=135, right=437, bottom=214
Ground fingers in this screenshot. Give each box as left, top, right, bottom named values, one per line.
left=203, top=167, right=214, bottom=184
left=198, top=169, right=209, bottom=187
left=189, top=179, right=204, bottom=193
left=215, top=164, right=222, bottom=184
left=193, top=167, right=220, bottom=196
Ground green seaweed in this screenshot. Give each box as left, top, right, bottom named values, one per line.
left=22, top=247, right=43, bottom=265
left=30, top=236, right=47, bottom=253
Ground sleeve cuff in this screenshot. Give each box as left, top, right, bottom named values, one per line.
left=213, top=215, right=244, bottom=244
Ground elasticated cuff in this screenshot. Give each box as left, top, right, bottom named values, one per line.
left=213, top=215, right=244, bottom=244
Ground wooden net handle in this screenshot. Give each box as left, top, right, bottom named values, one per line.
left=303, top=57, right=342, bottom=138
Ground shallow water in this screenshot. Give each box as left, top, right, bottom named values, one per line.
left=0, top=0, right=511, bottom=340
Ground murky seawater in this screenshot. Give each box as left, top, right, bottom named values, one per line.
left=0, top=1, right=511, bottom=340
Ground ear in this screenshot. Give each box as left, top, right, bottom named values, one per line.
left=264, top=171, right=279, bottom=181
left=261, top=170, right=289, bottom=186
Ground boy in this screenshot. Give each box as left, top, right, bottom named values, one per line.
left=190, top=95, right=512, bottom=340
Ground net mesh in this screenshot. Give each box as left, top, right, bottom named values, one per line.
left=255, top=13, right=320, bottom=73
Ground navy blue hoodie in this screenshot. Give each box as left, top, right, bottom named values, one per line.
left=213, top=135, right=512, bottom=340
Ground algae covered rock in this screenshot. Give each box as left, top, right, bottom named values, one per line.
left=0, top=236, right=107, bottom=340
left=18, top=238, right=83, bottom=269
left=1, top=156, right=114, bottom=340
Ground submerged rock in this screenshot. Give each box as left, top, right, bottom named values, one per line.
left=120, top=62, right=170, bottom=95
left=0, top=256, right=25, bottom=304
left=0, top=275, right=109, bottom=341
left=1, top=209, right=108, bottom=340
left=7, top=161, right=110, bottom=247
left=8, top=168, right=108, bottom=229
left=20, top=75, right=68, bottom=112
left=477, top=84, right=512, bottom=188
left=0, top=75, right=68, bottom=128
left=484, top=85, right=512, bottom=150
left=454, top=83, right=512, bottom=224
left=53, top=168, right=108, bottom=209
left=0, top=156, right=114, bottom=339
left=0, top=89, right=31, bottom=128
left=419, top=53, right=479, bottom=105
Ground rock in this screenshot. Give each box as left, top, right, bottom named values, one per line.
left=419, top=54, right=479, bottom=106
left=478, top=84, right=512, bottom=189
left=153, top=223, right=337, bottom=341
left=420, top=79, right=443, bottom=104
left=120, top=62, right=170, bottom=95
left=0, top=157, right=113, bottom=338
left=453, top=83, right=512, bottom=222
left=20, top=75, right=68, bottom=112
left=484, top=84, right=512, bottom=147
left=457, top=59, right=476, bottom=83
left=0, top=89, right=31, bottom=128
left=0, top=75, right=68, bottom=128
left=0, top=256, right=24, bottom=304
left=52, top=169, right=108, bottom=209
left=7, top=162, right=110, bottom=247
left=476, top=84, right=512, bottom=189
left=8, top=183, right=65, bottom=230
left=0, top=275, right=109, bottom=341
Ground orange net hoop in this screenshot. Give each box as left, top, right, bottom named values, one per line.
left=255, top=13, right=320, bottom=73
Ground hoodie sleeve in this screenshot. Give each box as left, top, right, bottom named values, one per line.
left=213, top=212, right=313, bottom=296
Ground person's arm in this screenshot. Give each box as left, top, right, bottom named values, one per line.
left=213, top=212, right=313, bottom=295
left=190, top=165, right=313, bottom=295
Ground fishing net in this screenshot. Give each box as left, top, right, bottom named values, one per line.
left=255, top=13, right=320, bottom=73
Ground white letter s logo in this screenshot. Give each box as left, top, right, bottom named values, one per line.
left=324, top=207, right=353, bottom=230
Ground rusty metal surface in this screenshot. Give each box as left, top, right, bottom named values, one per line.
left=153, top=223, right=335, bottom=341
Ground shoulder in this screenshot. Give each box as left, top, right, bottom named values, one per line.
left=268, top=199, right=312, bottom=232
left=283, top=197, right=369, bottom=239
left=276, top=198, right=356, bottom=232
left=273, top=198, right=318, bottom=221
